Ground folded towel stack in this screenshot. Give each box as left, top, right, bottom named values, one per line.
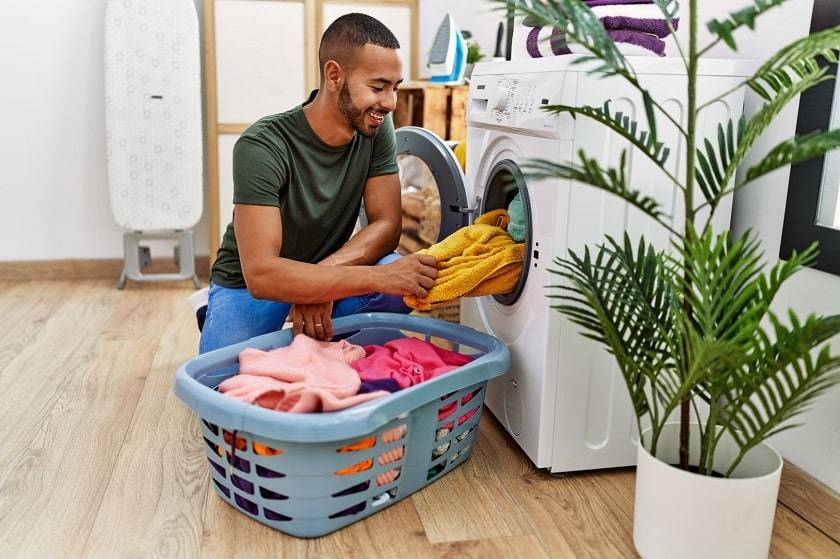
left=524, top=0, right=679, bottom=58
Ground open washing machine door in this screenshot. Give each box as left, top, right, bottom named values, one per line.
left=393, top=126, right=470, bottom=252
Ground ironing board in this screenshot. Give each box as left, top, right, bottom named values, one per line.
left=104, top=0, right=203, bottom=288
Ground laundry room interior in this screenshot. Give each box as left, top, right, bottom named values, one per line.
left=2, top=0, right=840, bottom=557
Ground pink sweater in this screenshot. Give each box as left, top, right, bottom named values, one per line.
left=218, top=335, right=388, bottom=413
left=350, top=337, right=472, bottom=389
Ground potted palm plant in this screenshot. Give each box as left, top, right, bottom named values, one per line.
left=508, top=0, right=840, bottom=557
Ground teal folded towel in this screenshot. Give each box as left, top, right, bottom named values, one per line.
left=507, top=192, right=526, bottom=242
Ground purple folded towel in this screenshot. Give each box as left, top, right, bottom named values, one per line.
left=583, top=0, right=654, bottom=6
left=526, top=26, right=666, bottom=58
left=608, top=29, right=666, bottom=55
left=601, top=15, right=678, bottom=38
left=526, top=26, right=570, bottom=57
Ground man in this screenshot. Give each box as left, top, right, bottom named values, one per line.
left=199, top=13, right=437, bottom=354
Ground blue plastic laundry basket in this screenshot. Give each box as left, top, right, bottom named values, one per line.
left=174, top=312, right=510, bottom=538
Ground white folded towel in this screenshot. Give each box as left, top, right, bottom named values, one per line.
left=590, top=5, right=667, bottom=19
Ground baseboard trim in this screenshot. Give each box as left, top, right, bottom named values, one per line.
left=0, top=257, right=210, bottom=281
left=779, top=462, right=840, bottom=545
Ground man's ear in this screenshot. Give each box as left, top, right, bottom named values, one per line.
left=323, top=60, right=344, bottom=92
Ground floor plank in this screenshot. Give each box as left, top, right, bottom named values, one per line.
left=0, top=334, right=151, bottom=554
left=476, top=414, right=639, bottom=557
left=0, top=281, right=84, bottom=379
left=778, top=463, right=840, bottom=545
left=0, top=281, right=118, bottom=491
left=770, top=505, right=840, bottom=558
left=431, top=534, right=551, bottom=558
left=412, top=415, right=534, bottom=543
left=81, top=290, right=207, bottom=557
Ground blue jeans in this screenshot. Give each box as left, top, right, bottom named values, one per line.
left=198, top=252, right=410, bottom=354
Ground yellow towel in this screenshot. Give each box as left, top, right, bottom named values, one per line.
left=453, top=141, right=467, bottom=172
left=404, top=210, right=524, bottom=311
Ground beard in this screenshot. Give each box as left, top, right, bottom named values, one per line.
left=338, top=83, right=377, bottom=138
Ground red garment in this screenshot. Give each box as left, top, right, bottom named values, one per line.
left=350, top=337, right=472, bottom=390
left=438, top=389, right=480, bottom=427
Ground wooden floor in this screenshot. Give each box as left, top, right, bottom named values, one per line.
left=0, top=279, right=838, bottom=558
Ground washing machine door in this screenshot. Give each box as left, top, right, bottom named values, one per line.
left=393, top=126, right=470, bottom=253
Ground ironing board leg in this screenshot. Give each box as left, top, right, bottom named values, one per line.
left=119, top=230, right=198, bottom=285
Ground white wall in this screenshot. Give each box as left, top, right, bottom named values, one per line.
left=0, top=0, right=209, bottom=261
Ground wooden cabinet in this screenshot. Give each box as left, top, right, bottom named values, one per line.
left=393, top=81, right=470, bottom=142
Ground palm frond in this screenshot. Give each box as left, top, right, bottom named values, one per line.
left=547, top=235, right=681, bottom=417
left=720, top=312, right=840, bottom=471
left=523, top=150, right=671, bottom=228
left=748, top=25, right=840, bottom=102
left=545, top=101, right=672, bottom=168
left=651, top=0, right=680, bottom=26
left=745, top=129, right=840, bottom=182
left=674, top=227, right=818, bottom=350
left=694, top=118, right=745, bottom=210
left=706, top=0, right=789, bottom=51
left=698, top=68, right=832, bottom=210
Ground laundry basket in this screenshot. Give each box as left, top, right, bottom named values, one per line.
left=174, top=312, right=510, bottom=538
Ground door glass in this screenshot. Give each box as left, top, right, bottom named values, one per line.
left=398, top=154, right=441, bottom=254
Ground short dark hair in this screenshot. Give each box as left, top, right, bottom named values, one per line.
left=319, top=13, right=400, bottom=81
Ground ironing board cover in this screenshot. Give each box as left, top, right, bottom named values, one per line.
left=104, top=0, right=203, bottom=231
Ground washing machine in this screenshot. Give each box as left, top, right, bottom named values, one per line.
left=456, top=55, right=754, bottom=473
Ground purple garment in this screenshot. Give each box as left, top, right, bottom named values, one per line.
left=526, top=26, right=573, bottom=57
left=601, top=15, right=678, bottom=38
left=550, top=26, right=571, bottom=55
left=526, top=26, right=542, bottom=57
left=608, top=29, right=666, bottom=55
left=583, top=0, right=654, bottom=6
left=528, top=26, right=665, bottom=57
left=359, top=378, right=401, bottom=394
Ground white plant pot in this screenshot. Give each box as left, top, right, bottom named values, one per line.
left=633, top=423, right=783, bottom=559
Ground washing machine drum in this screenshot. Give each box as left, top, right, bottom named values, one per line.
left=391, top=126, right=470, bottom=253
left=475, top=159, right=532, bottom=306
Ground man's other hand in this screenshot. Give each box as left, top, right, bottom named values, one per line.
left=376, top=254, right=438, bottom=298
left=291, top=302, right=334, bottom=340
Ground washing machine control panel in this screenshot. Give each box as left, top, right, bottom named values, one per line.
left=492, top=79, right=539, bottom=119
left=469, top=71, right=577, bottom=139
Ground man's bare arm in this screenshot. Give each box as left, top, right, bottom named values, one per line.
left=237, top=204, right=378, bottom=303
left=236, top=203, right=435, bottom=304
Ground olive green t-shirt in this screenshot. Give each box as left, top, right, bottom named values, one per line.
left=210, top=90, right=399, bottom=288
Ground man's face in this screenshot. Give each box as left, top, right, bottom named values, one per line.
left=337, top=44, right=403, bottom=138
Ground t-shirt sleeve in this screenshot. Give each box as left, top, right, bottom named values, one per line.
left=231, top=136, right=287, bottom=207
left=367, top=114, right=399, bottom=178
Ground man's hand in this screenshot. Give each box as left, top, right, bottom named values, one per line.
left=290, top=302, right=334, bottom=340
left=375, top=254, right=438, bottom=298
